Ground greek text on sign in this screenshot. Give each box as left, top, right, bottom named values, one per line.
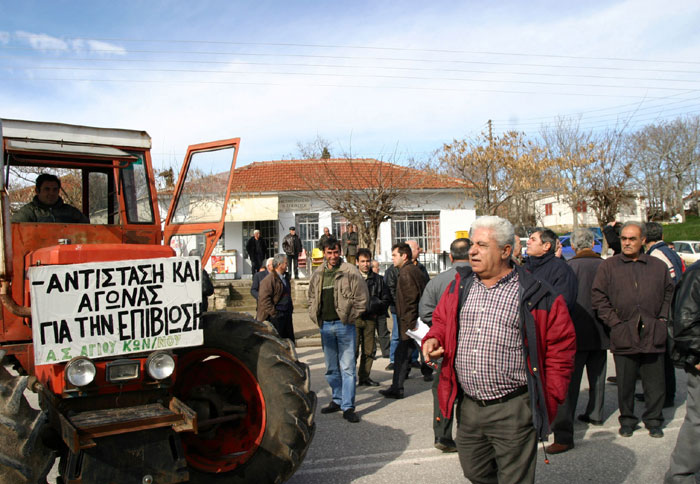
left=30, top=257, right=204, bottom=366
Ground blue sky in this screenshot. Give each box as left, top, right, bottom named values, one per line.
left=1, top=1, right=700, bottom=170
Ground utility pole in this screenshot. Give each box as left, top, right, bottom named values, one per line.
left=487, top=119, right=493, bottom=146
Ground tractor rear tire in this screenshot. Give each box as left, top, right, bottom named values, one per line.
left=0, top=356, right=55, bottom=483
left=176, top=312, right=316, bottom=484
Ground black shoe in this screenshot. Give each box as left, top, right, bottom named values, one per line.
left=635, top=393, right=645, bottom=402
left=577, top=414, right=604, bottom=426
left=385, top=363, right=394, bottom=370
left=607, top=376, right=617, bottom=384
left=434, top=437, right=457, bottom=452
left=343, top=409, right=360, bottom=423
left=321, top=401, right=341, bottom=414
left=358, top=378, right=380, bottom=387
left=379, top=388, right=404, bottom=399
left=410, top=361, right=421, bottom=369
left=619, top=426, right=634, bottom=437
left=648, top=427, right=664, bottom=438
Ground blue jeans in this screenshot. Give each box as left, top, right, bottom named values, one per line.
left=320, top=320, right=357, bottom=411
left=390, top=312, right=418, bottom=364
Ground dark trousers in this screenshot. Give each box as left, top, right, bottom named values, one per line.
left=552, top=349, right=607, bottom=445
left=456, top=391, right=536, bottom=484
left=665, top=350, right=676, bottom=403
left=614, top=353, right=665, bottom=429
left=373, top=314, right=390, bottom=358
left=355, top=318, right=376, bottom=381
left=286, top=254, right=299, bottom=278
left=433, top=358, right=453, bottom=441
left=250, top=258, right=263, bottom=273
left=271, top=311, right=295, bottom=343
left=391, top=338, right=416, bottom=392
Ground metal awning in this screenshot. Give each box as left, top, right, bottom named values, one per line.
left=226, top=196, right=278, bottom=221
left=5, top=139, right=138, bottom=160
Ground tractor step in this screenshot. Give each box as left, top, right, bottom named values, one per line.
left=60, top=397, right=197, bottom=452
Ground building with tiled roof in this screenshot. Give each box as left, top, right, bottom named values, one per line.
left=184, top=158, right=475, bottom=278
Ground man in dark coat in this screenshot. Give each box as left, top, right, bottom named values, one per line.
left=355, top=248, right=391, bottom=386
left=251, top=258, right=273, bottom=302
left=379, top=243, right=427, bottom=399
left=282, top=226, right=303, bottom=279
left=547, top=229, right=609, bottom=454
left=524, top=228, right=578, bottom=313
left=256, top=254, right=295, bottom=342
left=665, top=261, right=700, bottom=482
left=592, top=221, right=674, bottom=438
left=245, top=229, right=268, bottom=273
left=317, top=226, right=333, bottom=249
left=341, top=224, right=359, bottom=265
left=12, top=173, right=89, bottom=224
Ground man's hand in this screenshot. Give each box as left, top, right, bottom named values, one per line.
left=422, top=337, right=444, bottom=361
left=695, top=362, right=700, bottom=372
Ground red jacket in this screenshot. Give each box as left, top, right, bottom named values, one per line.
left=423, top=265, right=576, bottom=440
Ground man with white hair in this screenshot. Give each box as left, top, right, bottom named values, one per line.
left=251, top=258, right=274, bottom=303
left=246, top=229, right=268, bottom=273
left=422, top=216, right=576, bottom=484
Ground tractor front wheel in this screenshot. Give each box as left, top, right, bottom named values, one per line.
left=175, top=312, right=316, bottom=484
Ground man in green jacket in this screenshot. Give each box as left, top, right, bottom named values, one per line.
left=12, top=173, right=89, bottom=224
left=308, top=237, right=368, bottom=423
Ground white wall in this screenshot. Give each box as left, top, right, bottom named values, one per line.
left=440, top=209, right=476, bottom=251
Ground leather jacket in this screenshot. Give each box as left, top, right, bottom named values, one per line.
left=669, top=261, right=700, bottom=375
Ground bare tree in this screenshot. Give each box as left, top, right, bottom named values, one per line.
left=540, top=117, right=597, bottom=229
left=291, top=135, right=334, bottom=160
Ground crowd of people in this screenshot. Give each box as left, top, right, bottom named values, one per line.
left=249, top=216, right=699, bottom=484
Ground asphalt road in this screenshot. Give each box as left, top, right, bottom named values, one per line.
left=288, top=345, right=692, bottom=484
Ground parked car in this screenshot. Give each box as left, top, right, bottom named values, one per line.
left=673, top=240, right=700, bottom=266
left=559, top=235, right=603, bottom=260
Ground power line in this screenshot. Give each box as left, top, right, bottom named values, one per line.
left=66, top=36, right=700, bottom=66
left=7, top=64, right=698, bottom=92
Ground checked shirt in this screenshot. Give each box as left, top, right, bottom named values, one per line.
left=455, top=269, right=527, bottom=401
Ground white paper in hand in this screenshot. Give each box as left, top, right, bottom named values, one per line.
left=406, top=318, right=430, bottom=346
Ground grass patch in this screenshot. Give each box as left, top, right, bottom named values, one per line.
left=663, top=215, right=700, bottom=241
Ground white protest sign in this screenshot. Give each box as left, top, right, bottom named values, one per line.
left=30, top=257, right=204, bottom=366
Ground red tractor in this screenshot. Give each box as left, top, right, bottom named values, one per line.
left=0, top=119, right=315, bottom=483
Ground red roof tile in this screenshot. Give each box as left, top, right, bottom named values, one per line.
left=228, top=158, right=465, bottom=193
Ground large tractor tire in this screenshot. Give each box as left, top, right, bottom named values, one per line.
left=0, top=354, right=55, bottom=483
left=175, top=312, right=316, bottom=484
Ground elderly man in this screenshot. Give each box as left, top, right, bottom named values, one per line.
left=308, top=237, right=368, bottom=423
left=318, top=226, right=333, bottom=249
left=592, top=221, right=673, bottom=438
left=282, top=226, right=303, bottom=279
left=245, top=229, right=268, bottom=273
left=380, top=242, right=427, bottom=399
left=665, top=261, right=700, bottom=483
left=341, top=224, right=359, bottom=265
left=12, top=173, right=89, bottom=223
left=525, top=228, right=578, bottom=312
left=419, top=238, right=471, bottom=453
left=547, top=229, right=609, bottom=454
left=422, top=216, right=575, bottom=484
left=251, top=258, right=274, bottom=302
left=256, top=254, right=295, bottom=342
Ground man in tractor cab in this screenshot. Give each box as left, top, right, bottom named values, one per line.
left=11, top=173, right=89, bottom=224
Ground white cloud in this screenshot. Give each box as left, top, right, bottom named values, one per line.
left=15, top=31, right=68, bottom=51
left=0, top=31, right=9, bottom=45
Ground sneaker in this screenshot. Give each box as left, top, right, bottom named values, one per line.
left=648, top=427, right=664, bottom=438
left=321, top=401, right=341, bottom=414
left=343, top=409, right=360, bottom=423
left=385, top=363, right=395, bottom=370
left=434, top=437, right=457, bottom=452
left=619, top=426, right=634, bottom=437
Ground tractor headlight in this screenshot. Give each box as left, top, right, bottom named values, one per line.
left=65, top=357, right=97, bottom=387
left=146, top=352, right=175, bottom=380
